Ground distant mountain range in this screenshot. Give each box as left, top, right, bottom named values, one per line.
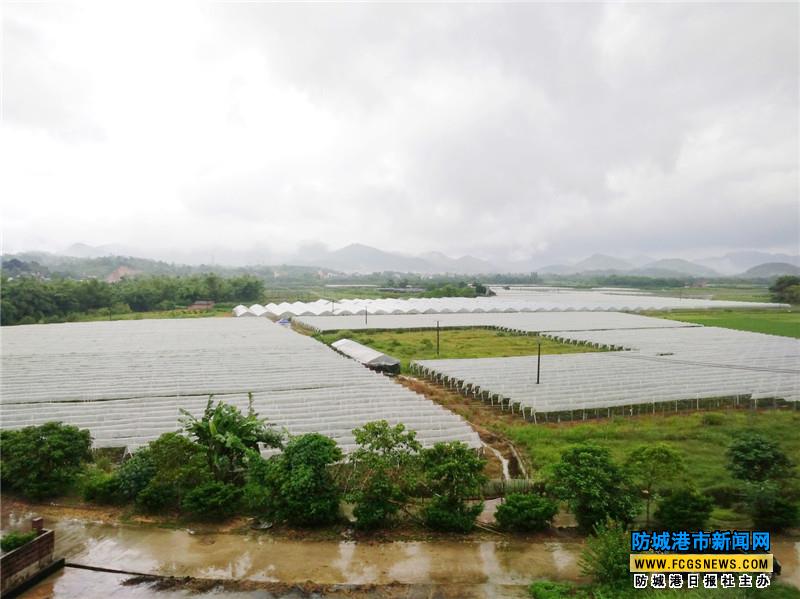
left=532, top=252, right=799, bottom=278
left=15, top=243, right=798, bottom=278
left=289, top=243, right=497, bottom=274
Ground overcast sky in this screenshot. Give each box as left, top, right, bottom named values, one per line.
left=2, top=1, right=798, bottom=265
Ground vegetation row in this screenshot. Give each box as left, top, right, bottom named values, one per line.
left=0, top=399, right=796, bottom=536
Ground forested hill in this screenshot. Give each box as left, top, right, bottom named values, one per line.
left=1, top=253, right=331, bottom=281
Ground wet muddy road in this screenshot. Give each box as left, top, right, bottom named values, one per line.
left=7, top=511, right=799, bottom=598
left=10, top=512, right=581, bottom=598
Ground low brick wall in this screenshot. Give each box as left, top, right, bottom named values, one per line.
left=1, top=530, right=55, bottom=594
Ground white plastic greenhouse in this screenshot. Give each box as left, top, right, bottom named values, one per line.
left=413, top=326, right=800, bottom=420
left=0, top=319, right=480, bottom=452
left=294, top=311, right=701, bottom=333
left=234, top=292, right=787, bottom=319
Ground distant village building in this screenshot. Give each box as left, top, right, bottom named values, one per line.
left=187, top=299, right=215, bottom=311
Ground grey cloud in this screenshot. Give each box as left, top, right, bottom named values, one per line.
left=2, top=2, right=797, bottom=263
left=3, top=9, right=105, bottom=141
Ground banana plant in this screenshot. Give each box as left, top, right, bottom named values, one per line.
left=180, top=394, right=284, bottom=484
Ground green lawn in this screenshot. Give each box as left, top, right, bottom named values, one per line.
left=648, top=309, right=800, bottom=338
left=315, top=328, right=600, bottom=372
left=501, top=410, right=800, bottom=528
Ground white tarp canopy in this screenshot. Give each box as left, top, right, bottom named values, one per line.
left=234, top=293, right=788, bottom=319
left=331, top=339, right=400, bottom=369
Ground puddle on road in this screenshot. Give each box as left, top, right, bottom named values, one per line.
left=8, top=512, right=582, bottom=597
left=7, top=511, right=799, bottom=597
left=51, top=520, right=583, bottom=586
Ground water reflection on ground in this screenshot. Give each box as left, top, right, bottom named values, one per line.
left=8, top=512, right=799, bottom=598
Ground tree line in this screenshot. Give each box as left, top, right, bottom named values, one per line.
left=0, top=274, right=265, bottom=326
left=1, top=399, right=795, bottom=536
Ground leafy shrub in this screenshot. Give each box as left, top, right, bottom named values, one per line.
left=495, top=493, right=558, bottom=532
left=1, top=531, right=38, bottom=552
left=145, top=432, right=213, bottom=506
left=701, top=482, right=743, bottom=508
left=701, top=413, right=725, bottom=426
left=746, top=482, right=799, bottom=531
left=243, top=454, right=273, bottom=516
left=579, top=520, right=630, bottom=586
left=248, top=434, right=343, bottom=527
left=423, top=498, right=483, bottom=533
left=548, top=444, right=639, bottom=532
left=136, top=482, right=179, bottom=513
left=116, top=448, right=157, bottom=501
left=727, top=433, right=793, bottom=482
left=421, top=442, right=486, bottom=532
left=654, top=488, right=713, bottom=531
left=181, top=481, right=241, bottom=520
left=351, top=474, right=398, bottom=529
left=0, top=422, right=92, bottom=500
left=83, top=471, right=123, bottom=504
left=528, top=581, right=585, bottom=599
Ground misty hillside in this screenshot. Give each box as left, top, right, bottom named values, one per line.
left=742, top=262, right=800, bottom=277
left=636, top=259, right=718, bottom=278
left=6, top=243, right=800, bottom=280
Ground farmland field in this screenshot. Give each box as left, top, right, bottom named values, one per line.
left=315, top=328, right=601, bottom=372
left=504, top=410, right=800, bottom=528
left=411, top=373, right=800, bottom=529
left=650, top=309, right=800, bottom=338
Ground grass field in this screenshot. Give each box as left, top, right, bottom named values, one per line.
left=648, top=309, right=800, bottom=338
left=315, top=328, right=601, bottom=371
left=528, top=580, right=800, bottom=598
left=501, top=409, right=800, bottom=528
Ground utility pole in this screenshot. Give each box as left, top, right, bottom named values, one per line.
left=536, top=341, right=541, bottom=384
left=436, top=320, right=440, bottom=356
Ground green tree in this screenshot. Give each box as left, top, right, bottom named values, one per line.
left=654, top=488, right=713, bottom=531
left=626, top=443, right=685, bottom=527
left=180, top=396, right=283, bottom=485
left=726, top=433, right=793, bottom=483
left=421, top=442, right=486, bottom=532
left=247, top=433, right=343, bottom=527
left=181, top=481, right=242, bottom=520
left=769, top=275, right=800, bottom=304
left=0, top=422, right=92, bottom=500
left=346, top=420, right=422, bottom=529
left=548, top=444, right=639, bottom=532
left=744, top=482, right=799, bottom=532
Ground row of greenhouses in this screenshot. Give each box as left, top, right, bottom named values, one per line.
left=413, top=327, right=800, bottom=419
left=233, top=292, right=784, bottom=318
left=1, top=319, right=480, bottom=452
left=294, top=311, right=699, bottom=333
